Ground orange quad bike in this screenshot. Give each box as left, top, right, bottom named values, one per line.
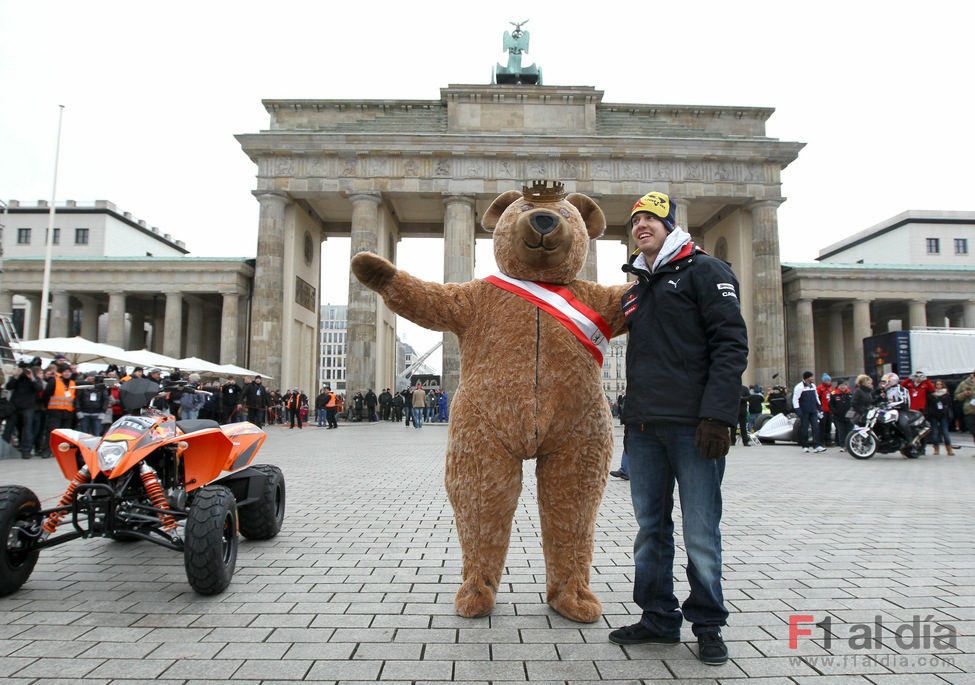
left=0, top=384, right=285, bottom=596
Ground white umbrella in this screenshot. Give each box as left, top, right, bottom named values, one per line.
left=14, top=336, right=132, bottom=366
left=121, top=348, right=187, bottom=371
left=216, top=363, right=273, bottom=380
left=175, top=356, right=227, bottom=375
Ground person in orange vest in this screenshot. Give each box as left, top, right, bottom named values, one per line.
left=284, top=388, right=307, bottom=429
left=324, top=386, right=338, bottom=429
left=40, top=362, right=77, bottom=458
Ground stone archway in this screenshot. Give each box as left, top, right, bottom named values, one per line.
left=237, top=83, right=804, bottom=393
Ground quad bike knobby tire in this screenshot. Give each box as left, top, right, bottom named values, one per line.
left=184, top=485, right=238, bottom=595
left=238, top=465, right=285, bottom=540
left=0, top=486, right=42, bottom=596
left=846, top=431, right=877, bottom=460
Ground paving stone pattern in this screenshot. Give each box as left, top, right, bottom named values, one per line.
left=0, top=420, right=973, bottom=683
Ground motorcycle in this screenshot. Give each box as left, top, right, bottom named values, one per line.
left=0, top=381, right=285, bottom=596
left=845, top=404, right=931, bottom=459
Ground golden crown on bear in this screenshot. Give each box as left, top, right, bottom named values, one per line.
left=522, top=180, right=566, bottom=202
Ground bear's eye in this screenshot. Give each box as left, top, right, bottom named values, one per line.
left=521, top=204, right=534, bottom=211
left=559, top=208, right=571, bottom=218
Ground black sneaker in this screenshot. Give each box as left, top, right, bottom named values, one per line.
left=609, top=622, right=679, bottom=645
left=696, top=631, right=728, bottom=665
left=609, top=470, right=629, bottom=481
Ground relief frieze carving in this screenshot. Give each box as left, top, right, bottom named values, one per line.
left=591, top=161, right=611, bottom=179
left=559, top=160, right=579, bottom=178
left=272, top=153, right=761, bottom=189
left=368, top=158, right=390, bottom=176
left=497, top=160, right=519, bottom=178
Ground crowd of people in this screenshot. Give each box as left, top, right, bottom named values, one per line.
left=0, top=358, right=261, bottom=458
left=339, top=385, right=449, bottom=428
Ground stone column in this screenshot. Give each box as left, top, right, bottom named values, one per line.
left=0, top=290, right=13, bottom=317
left=795, top=298, right=815, bottom=375
left=50, top=292, right=71, bottom=338
left=24, top=294, right=41, bottom=341
left=749, top=200, right=786, bottom=384
left=185, top=298, right=204, bottom=358
left=79, top=296, right=99, bottom=341
left=151, top=299, right=165, bottom=352
left=345, top=192, right=383, bottom=396
left=250, top=190, right=290, bottom=383
left=579, top=239, right=598, bottom=282
left=853, top=299, right=872, bottom=353
left=963, top=300, right=975, bottom=329
left=163, top=292, right=183, bottom=358
left=107, top=292, right=126, bottom=349
left=674, top=198, right=690, bottom=232
left=220, top=292, right=239, bottom=365
left=442, top=195, right=476, bottom=397
left=828, top=305, right=845, bottom=376
left=908, top=299, right=928, bottom=330
left=128, top=310, right=145, bottom=350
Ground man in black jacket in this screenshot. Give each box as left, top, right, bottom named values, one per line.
left=609, top=191, right=747, bottom=666
left=220, top=378, right=243, bottom=424
left=241, top=376, right=270, bottom=427
left=4, top=364, right=44, bottom=458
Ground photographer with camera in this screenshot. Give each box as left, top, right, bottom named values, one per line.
left=3, top=359, right=45, bottom=458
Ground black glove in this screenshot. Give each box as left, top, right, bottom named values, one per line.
left=695, top=418, right=731, bottom=460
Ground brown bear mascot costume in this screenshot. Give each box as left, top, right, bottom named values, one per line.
left=351, top=181, right=628, bottom=623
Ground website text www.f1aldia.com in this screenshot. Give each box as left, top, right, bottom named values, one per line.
left=790, top=654, right=957, bottom=671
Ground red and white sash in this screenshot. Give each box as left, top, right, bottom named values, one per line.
left=484, top=272, right=611, bottom=365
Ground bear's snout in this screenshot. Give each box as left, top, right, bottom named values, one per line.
left=529, top=212, right=559, bottom=235
left=510, top=208, right=574, bottom=269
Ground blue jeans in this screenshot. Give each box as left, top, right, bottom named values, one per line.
left=618, top=448, right=630, bottom=475
left=79, top=414, right=103, bottom=436
left=929, top=415, right=952, bottom=446
left=317, top=409, right=326, bottom=426
left=798, top=410, right=821, bottom=447
left=412, top=407, right=423, bottom=429
left=626, top=423, right=727, bottom=636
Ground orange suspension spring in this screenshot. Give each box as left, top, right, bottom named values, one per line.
left=140, top=465, right=177, bottom=531
left=42, top=467, right=91, bottom=534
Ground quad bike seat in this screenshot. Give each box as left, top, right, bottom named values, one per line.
left=177, top=419, right=221, bottom=434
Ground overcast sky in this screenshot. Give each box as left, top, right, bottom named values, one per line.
left=2, top=0, right=972, bottom=372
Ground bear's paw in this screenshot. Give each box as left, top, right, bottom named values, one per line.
left=350, top=251, right=396, bottom=292
left=548, top=583, right=603, bottom=624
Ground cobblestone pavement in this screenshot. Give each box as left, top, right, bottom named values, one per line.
left=0, top=419, right=972, bottom=684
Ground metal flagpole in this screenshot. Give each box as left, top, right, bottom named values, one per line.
left=38, top=104, right=65, bottom=340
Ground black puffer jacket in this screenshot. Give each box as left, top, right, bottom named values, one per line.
left=620, top=244, right=748, bottom=427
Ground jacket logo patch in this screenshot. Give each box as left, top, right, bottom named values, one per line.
left=667, top=278, right=680, bottom=288
left=717, top=283, right=735, bottom=291
left=624, top=292, right=637, bottom=304
left=624, top=305, right=638, bottom=317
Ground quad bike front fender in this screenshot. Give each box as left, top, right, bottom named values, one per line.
left=50, top=430, right=101, bottom=479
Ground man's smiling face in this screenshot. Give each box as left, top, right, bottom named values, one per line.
left=631, top=212, right=668, bottom=259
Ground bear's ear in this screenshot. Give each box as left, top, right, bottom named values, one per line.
left=481, top=190, right=523, bottom=232
left=566, top=193, right=607, bottom=239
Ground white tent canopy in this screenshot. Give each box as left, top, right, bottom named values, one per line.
left=13, top=337, right=272, bottom=380
left=14, top=337, right=132, bottom=366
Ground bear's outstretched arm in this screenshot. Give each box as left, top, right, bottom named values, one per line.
left=351, top=251, right=474, bottom=333
left=574, top=281, right=630, bottom=338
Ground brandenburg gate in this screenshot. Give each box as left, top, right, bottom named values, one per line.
left=236, top=83, right=803, bottom=395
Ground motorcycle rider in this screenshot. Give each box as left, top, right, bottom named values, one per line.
left=880, top=373, right=919, bottom=447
